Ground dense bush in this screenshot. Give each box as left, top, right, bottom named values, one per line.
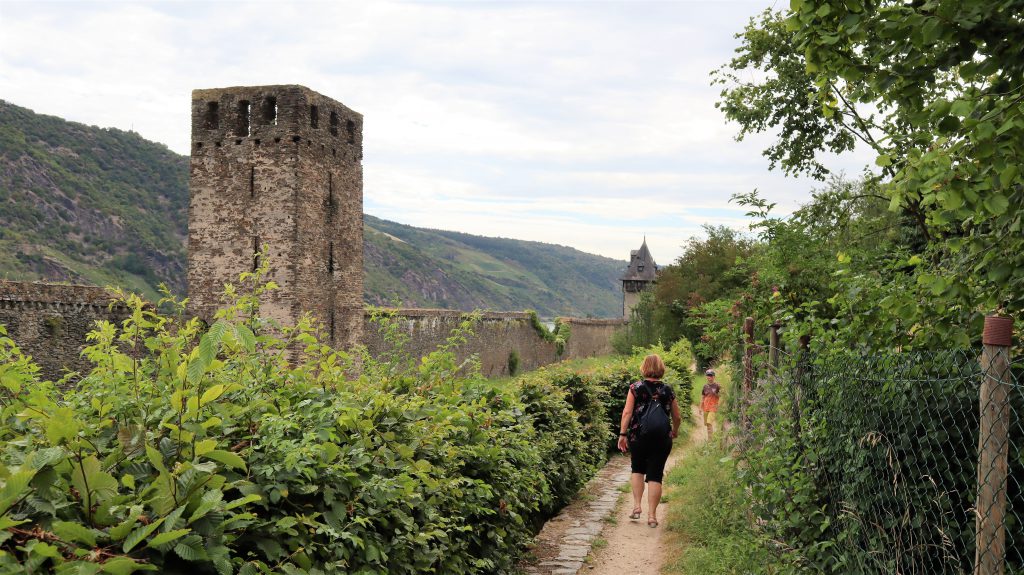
left=0, top=270, right=635, bottom=574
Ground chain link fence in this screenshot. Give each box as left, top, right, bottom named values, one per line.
left=736, top=338, right=1023, bottom=574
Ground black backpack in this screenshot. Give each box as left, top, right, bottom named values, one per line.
left=637, top=382, right=671, bottom=440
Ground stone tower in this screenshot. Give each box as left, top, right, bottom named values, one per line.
left=188, top=85, right=363, bottom=348
left=620, top=239, right=657, bottom=319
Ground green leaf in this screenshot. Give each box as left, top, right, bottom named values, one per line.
left=875, top=154, right=892, bottom=167
left=146, top=528, right=191, bottom=548
left=108, top=510, right=141, bottom=541
left=951, top=99, right=974, bottom=117
left=200, top=385, right=225, bottom=407
left=0, top=515, right=29, bottom=530
left=173, top=535, right=208, bottom=561
left=145, top=446, right=167, bottom=474
left=224, top=493, right=262, bottom=511
left=45, top=408, right=80, bottom=444
left=100, top=558, right=158, bottom=575
left=203, top=450, right=247, bottom=471
left=999, top=165, right=1019, bottom=186
left=0, top=468, right=37, bottom=514
left=234, top=324, right=256, bottom=352
left=52, top=521, right=98, bottom=547
left=70, top=456, right=118, bottom=513
left=122, top=517, right=166, bottom=553
left=988, top=263, right=1012, bottom=283
left=984, top=193, right=1009, bottom=215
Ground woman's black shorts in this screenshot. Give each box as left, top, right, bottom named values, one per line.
left=629, top=435, right=672, bottom=483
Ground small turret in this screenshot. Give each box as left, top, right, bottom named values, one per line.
left=620, top=239, right=657, bottom=319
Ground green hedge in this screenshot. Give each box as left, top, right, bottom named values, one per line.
left=0, top=275, right=689, bottom=574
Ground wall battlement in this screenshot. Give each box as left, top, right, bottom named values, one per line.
left=0, top=281, right=129, bottom=379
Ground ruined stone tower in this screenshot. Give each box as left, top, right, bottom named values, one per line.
left=188, top=85, right=363, bottom=348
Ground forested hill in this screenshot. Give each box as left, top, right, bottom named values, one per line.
left=364, top=216, right=624, bottom=318
left=0, top=100, right=625, bottom=317
left=0, top=100, right=189, bottom=298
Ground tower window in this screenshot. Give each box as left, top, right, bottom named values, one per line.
left=328, top=172, right=334, bottom=222
left=346, top=120, right=356, bottom=144
left=249, top=166, right=255, bottom=198
left=330, top=111, right=339, bottom=136
left=252, top=235, right=260, bottom=271
left=237, top=100, right=251, bottom=137
left=204, top=102, right=219, bottom=129
left=638, top=265, right=644, bottom=272
left=328, top=242, right=335, bottom=273
left=310, top=105, right=319, bottom=128
left=262, top=96, right=277, bottom=125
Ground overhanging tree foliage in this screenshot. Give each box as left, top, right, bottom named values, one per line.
left=716, top=0, right=1024, bottom=345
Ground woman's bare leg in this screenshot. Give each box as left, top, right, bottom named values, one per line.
left=631, top=472, right=645, bottom=513
left=647, top=481, right=663, bottom=522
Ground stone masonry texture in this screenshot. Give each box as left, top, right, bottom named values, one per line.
left=361, top=309, right=623, bottom=377
left=187, top=85, right=363, bottom=349
left=0, top=281, right=129, bottom=381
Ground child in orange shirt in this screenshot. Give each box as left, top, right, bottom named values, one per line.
left=700, top=369, right=721, bottom=439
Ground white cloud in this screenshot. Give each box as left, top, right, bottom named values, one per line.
left=0, top=0, right=877, bottom=272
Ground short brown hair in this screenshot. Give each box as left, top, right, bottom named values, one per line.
left=641, top=354, right=666, bottom=379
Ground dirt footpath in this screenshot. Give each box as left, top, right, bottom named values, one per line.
left=582, top=407, right=706, bottom=575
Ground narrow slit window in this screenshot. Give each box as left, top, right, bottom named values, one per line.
left=262, top=96, right=277, bottom=125
left=328, top=173, right=334, bottom=221
left=310, top=105, right=319, bottom=128
left=252, top=236, right=260, bottom=271
left=329, top=308, right=336, bottom=344
left=237, top=100, right=251, bottom=137
left=346, top=120, right=356, bottom=144
left=329, top=111, right=339, bottom=136
left=204, top=102, right=219, bottom=129
left=249, top=167, right=255, bottom=198
left=328, top=242, right=335, bottom=274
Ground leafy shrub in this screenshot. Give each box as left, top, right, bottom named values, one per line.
left=0, top=267, right=621, bottom=574
left=507, top=350, right=520, bottom=377
left=526, top=311, right=570, bottom=356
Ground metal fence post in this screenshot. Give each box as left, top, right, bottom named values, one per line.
left=769, top=322, right=780, bottom=373
left=975, top=315, right=1014, bottom=575
left=742, top=317, right=754, bottom=429
left=792, top=334, right=809, bottom=444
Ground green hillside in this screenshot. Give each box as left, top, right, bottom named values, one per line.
left=365, top=216, right=624, bottom=317
left=0, top=101, right=189, bottom=300
left=0, top=100, right=626, bottom=317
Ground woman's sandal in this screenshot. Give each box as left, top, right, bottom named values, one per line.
left=629, top=508, right=642, bottom=520
left=647, top=518, right=659, bottom=528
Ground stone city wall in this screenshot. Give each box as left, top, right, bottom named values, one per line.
left=0, top=281, right=624, bottom=382
left=0, top=281, right=129, bottom=381
left=361, top=309, right=625, bottom=377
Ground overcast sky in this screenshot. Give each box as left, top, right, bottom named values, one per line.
left=0, top=0, right=873, bottom=264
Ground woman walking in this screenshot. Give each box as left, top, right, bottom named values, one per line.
left=616, top=354, right=682, bottom=528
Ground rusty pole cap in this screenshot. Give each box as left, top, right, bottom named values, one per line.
left=982, top=315, right=1014, bottom=347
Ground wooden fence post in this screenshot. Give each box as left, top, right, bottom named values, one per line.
left=769, top=323, right=780, bottom=373
left=742, top=317, right=754, bottom=429
left=975, top=315, right=1014, bottom=575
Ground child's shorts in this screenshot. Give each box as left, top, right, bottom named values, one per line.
left=703, top=410, right=717, bottom=426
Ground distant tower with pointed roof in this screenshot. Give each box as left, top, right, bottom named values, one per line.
left=621, top=239, right=657, bottom=319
